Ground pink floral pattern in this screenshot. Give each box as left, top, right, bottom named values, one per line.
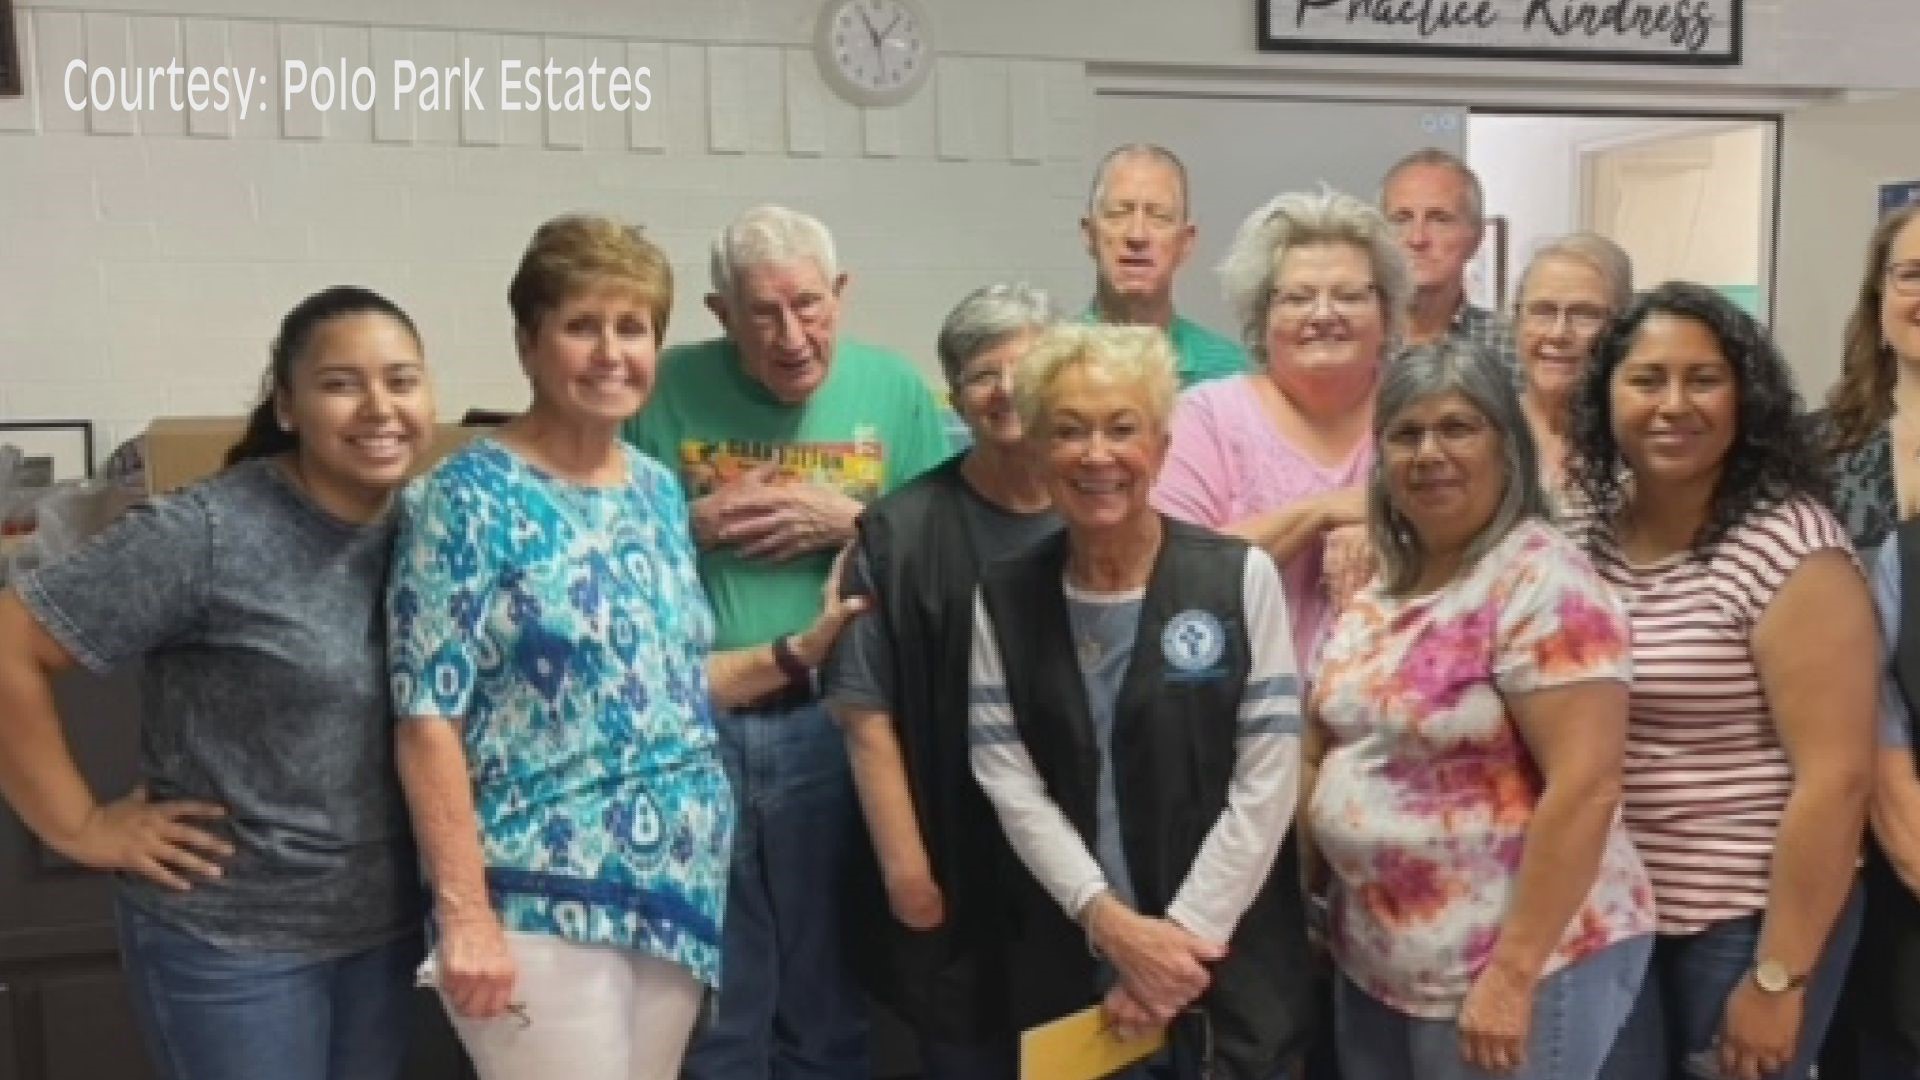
left=1308, top=519, right=1654, bottom=1019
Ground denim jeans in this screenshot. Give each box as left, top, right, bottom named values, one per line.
left=1597, top=884, right=1864, bottom=1080
left=115, top=899, right=421, bottom=1080
left=1336, top=934, right=1650, bottom=1080
left=680, top=701, right=870, bottom=1080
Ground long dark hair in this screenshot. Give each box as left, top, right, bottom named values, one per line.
left=1567, top=280, right=1829, bottom=553
left=225, top=286, right=423, bottom=466
left=1823, top=202, right=1920, bottom=456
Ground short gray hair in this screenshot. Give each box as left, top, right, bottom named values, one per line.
left=1368, top=336, right=1550, bottom=595
left=1382, top=147, right=1485, bottom=229
left=1086, top=143, right=1190, bottom=220
left=1013, top=323, right=1177, bottom=436
left=1218, top=187, right=1412, bottom=361
left=1518, top=232, right=1634, bottom=313
left=936, top=283, right=1055, bottom=388
left=709, top=205, right=838, bottom=302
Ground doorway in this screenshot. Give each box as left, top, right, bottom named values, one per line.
left=1467, top=111, right=1780, bottom=324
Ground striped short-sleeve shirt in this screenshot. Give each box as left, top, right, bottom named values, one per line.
left=1585, top=496, right=1852, bottom=934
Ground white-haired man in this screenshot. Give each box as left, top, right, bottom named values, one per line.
left=1082, top=143, right=1248, bottom=388
left=625, top=205, right=948, bottom=1080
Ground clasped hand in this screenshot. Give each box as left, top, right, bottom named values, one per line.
left=690, top=465, right=861, bottom=562
left=1086, top=895, right=1226, bottom=1038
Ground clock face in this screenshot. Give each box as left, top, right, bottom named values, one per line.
left=816, top=0, right=932, bottom=106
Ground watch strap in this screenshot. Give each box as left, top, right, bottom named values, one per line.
left=772, top=634, right=812, bottom=686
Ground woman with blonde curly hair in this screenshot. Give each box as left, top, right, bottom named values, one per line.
left=970, top=323, right=1316, bottom=1077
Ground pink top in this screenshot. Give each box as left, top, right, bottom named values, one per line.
left=1153, top=376, right=1372, bottom=671
left=1582, top=496, right=1853, bottom=933
left=1310, top=520, right=1655, bottom=1018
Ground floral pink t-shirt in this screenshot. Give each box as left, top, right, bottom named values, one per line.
left=1308, top=520, right=1655, bottom=1019
left=1154, top=377, right=1371, bottom=671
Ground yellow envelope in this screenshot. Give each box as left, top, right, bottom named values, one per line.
left=1020, top=1003, right=1167, bottom=1080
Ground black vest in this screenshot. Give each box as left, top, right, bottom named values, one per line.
left=844, top=455, right=1062, bottom=1041
left=978, top=519, right=1316, bottom=1078
left=1853, top=518, right=1920, bottom=1059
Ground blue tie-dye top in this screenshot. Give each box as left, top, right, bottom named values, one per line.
left=387, top=438, right=732, bottom=987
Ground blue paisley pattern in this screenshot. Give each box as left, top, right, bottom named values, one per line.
left=388, top=439, right=731, bottom=987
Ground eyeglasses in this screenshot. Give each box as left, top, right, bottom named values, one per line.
left=1271, top=285, right=1378, bottom=322
left=1518, top=299, right=1611, bottom=333
left=1888, top=260, right=1920, bottom=297
left=1383, top=416, right=1490, bottom=455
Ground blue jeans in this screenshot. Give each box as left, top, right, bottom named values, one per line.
left=115, top=899, right=421, bottom=1080
left=1337, top=935, right=1651, bottom=1080
left=681, top=701, right=869, bottom=1080
left=1597, top=885, right=1864, bottom=1080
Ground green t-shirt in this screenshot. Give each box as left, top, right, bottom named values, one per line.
left=623, top=336, right=949, bottom=651
left=1080, top=305, right=1250, bottom=388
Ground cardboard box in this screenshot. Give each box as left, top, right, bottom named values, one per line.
left=141, top=416, right=488, bottom=495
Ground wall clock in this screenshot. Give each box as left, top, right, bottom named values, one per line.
left=813, top=0, right=934, bottom=107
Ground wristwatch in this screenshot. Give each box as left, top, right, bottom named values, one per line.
left=1752, top=958, right=1807, bottom=994
left=771, top=634, right=813, bottom=686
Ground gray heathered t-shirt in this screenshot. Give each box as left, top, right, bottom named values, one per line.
left=17, top=457, right=422, bottom=955
left=1064, top=586, right=1142, bottom=914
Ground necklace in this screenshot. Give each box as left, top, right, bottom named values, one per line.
left=1071, top=594, right=1138, bottom=668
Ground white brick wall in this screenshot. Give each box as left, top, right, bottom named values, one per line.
left=5, top=0, right=1919, bottom=459
left=0, top=8, right=1094, bottom=459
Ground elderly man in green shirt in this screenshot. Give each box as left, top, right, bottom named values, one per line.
left=625, top=204, right=948, bottom=1080
left=1081, top=142, right=1249, bottom=388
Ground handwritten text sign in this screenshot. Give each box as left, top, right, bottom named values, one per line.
left=1259, top=0, right=1741, bottom=65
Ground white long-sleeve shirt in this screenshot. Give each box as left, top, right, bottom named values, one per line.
left=967, top=546, right=1302, bottom=944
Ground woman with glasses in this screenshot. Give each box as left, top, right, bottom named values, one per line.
left=1819, top=202, right=1920, bottom=555
left=1512, top=233, right=1632, bottom=495
left=1155, top=188, right=1412, bottom=669
left=824, top=283, right=1059, bottom=1080
left=1820, top=203, right=1920, bottom=1079
left=1307, top=337, right=1653, bottom=1080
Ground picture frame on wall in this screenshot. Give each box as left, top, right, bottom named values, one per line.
left=1257, top=0, right=1742, bottom=65
left=0, top=0, right=20, bottom=98
left=0, top=421, right=96, bottom=485
left=1467, top=215, right=1512, bottom=314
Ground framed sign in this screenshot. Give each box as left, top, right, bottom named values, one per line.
left=0, top=0, right=20, bottom=97
left=1258, top=0, right=1742, bottom=66
left=0, top=421, right=95, bottom=485
left=1881, top=181, right=1920, bottom=219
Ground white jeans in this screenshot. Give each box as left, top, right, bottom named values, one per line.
left=438, top=932, right=706, bottom=1080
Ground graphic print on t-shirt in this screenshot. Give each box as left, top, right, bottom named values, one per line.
left=677, top=432, right=886, bottom=501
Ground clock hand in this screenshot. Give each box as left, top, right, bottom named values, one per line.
left=858, top=8, right=883, bottom=48
left=878, top=13, right=902, bottom=40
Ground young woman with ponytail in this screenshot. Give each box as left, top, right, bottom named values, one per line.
left=0, top=286, right=436, bottom=1080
